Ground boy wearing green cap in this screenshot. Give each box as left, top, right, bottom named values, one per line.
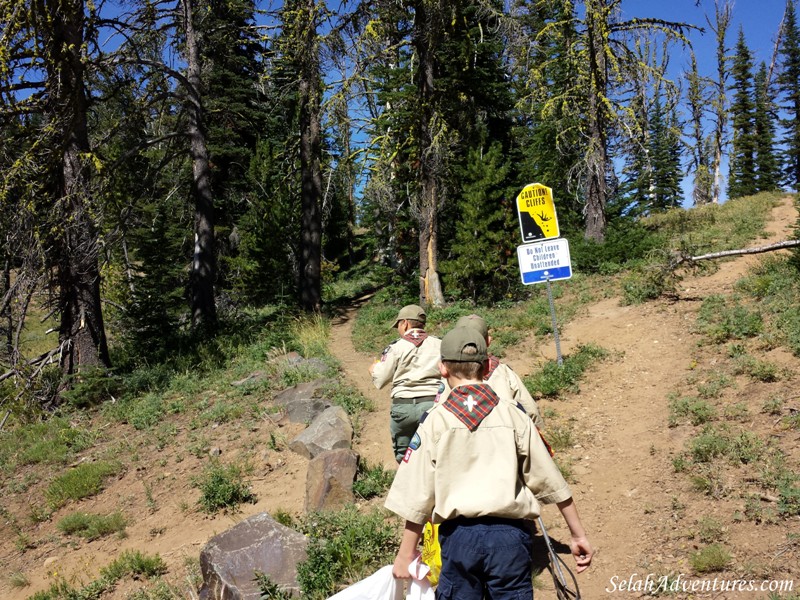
left=451, top=313, right=543, bottom=426
left=369, top=304, right=442, bottom=463
left=384, top=326, right=593, bottom=599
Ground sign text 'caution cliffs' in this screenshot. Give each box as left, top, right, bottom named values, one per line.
left=516, top=183, right=559, bottom=243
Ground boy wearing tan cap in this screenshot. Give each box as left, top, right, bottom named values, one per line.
left=369, top=304, right=442, bottom=462
left=385, top=327, right=592, bottom=599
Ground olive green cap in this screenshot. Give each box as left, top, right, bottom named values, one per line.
left=392, top=304, right=427, bottom=328
left=440, top=326, right=488, bottom=363
left=454, top=314, right=488, bottom=340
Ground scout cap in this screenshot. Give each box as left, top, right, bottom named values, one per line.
left=392, top=304, right=426, bottom=328
left=441, top=326, right=488, bottom=363
left=454, top=314, right=488, bottom=340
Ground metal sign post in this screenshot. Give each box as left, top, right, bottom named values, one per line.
left=515, top=185, right=570, bottom=367
left=545, top=274, right=563, bottom=367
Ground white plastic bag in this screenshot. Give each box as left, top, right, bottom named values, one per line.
left=406, top=556, right=435, bottom=600
left=326, top=565, right=403, bottom=600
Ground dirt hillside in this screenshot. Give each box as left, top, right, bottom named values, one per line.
left=331, top=196, right=800, bottom=599
left=2, top=197, right=798, bottom=599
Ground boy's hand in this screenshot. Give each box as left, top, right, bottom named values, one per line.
left=392, top=552, right=415, bottom=579
left=569, top=535, right=593, bottom=572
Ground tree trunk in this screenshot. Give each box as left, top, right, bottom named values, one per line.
left=45, top=0, right=111, bottom=375
left=298, top=0, right=323, bottom=313
left=583, top=0, right=608, bottom=243
left=182, top=0, right=217, bottom=329
left=414, top=0, right=446, bottom=307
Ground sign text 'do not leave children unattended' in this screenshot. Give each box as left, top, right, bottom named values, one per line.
left=516, top=238, right=572, bottom=285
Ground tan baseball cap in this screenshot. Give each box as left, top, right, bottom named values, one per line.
left=441, top=326, right=488, bottom=362
left=392, top=304, right=427, bottom=328
left=454, top=314, right=488, bottom=340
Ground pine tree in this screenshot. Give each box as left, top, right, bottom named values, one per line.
left=440, top=144, right=515, bottom=302
left=648, top=97, right=683, bottom=211
left=778, top=0, right=800, bottom=188
left=728, top=28, right=758, bottom=198
left=753, top=62, right=781, bottom=192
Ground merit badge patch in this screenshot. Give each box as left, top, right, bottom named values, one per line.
left=409, top=433, right=421, bottom=451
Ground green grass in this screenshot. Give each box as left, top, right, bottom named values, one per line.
left=689, top=543, right=732, bottom=574
left=296, top=505, right=400, bottom=600
left=45, top=460, right=122, bottom=509
left=696, top=295, right=763, bottom=343
left=737, top=255, right=800, bottom=356
left=669, top=396, right=717, bottom=427
left=0, top=417, right=96, bottom=474
left=29, top=550, right=166, bottom=600
left=689, top=425, right=763, bottom=465
left=523, top=344, right=608, bottom=398
left=57, top=511, right=127, bottom=540
left=352, top=460, right=395, bottom=499
left=193, top=460, right=256, bottom=514
left=322, top=381, right=374, bottom=416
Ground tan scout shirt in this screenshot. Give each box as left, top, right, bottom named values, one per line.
left=371, top=330, right=442, bottom=400
left=439, top=357, right=543, bottom=426
left=384, top=386, right=571, bottom=526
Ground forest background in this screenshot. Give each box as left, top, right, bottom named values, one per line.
left=2, top=0, right=800, bottom=409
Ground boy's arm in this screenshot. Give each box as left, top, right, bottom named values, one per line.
left=392, top=520, right=424, bottom=579
left=370, top=342, right=400, bottom=389
left=556, top=498, right=593, bottom=573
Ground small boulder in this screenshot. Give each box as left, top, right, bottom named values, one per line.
left=289, top=405, right=353, bottom=459
left=305, top=449, right=359, bottom=512
left=199, top=512, right=308, bottom=599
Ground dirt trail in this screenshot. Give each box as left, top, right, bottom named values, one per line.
left=328, top=196, right=800, bottom=598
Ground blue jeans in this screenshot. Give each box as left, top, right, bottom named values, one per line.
left=435, top=517, right=533, bottom=600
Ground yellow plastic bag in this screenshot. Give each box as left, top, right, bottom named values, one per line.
left=421, top=521, right=441, bottom=586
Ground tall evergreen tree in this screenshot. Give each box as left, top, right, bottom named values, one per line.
left=648, top=97, right=683, bottom=211
left=728, top=27, right=758, bottom=198
left=753, top=62, right=781, bottom=191
left=778, top=0, right=800, bottom=189
left=0, top=0, right=111, bottom=380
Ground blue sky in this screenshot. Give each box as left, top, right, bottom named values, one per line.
left=621, top=0, right=790, bottom=204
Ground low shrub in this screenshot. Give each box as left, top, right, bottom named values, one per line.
left=45, top=461, right=122, bottom=509
left=57, top=511, right=127, bottom=540
left=194, top=460, right=255, bottom=514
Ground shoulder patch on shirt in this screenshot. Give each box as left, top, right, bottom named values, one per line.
left=409, top=432, right=421, bottom=451
left=380, top=342, right=395, bottom=361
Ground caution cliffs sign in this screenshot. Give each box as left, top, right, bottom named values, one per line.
left=516, top=183, right=559, bottom=243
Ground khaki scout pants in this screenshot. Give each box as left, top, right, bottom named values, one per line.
left=389, top=396, right=435, bottom=462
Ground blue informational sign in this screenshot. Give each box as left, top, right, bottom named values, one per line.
left=516, top=238, right=572, bottom=285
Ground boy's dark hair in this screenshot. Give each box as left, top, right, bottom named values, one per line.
left=405, top=319, right=425, bottom=329
left=443, top=343, right=485, bottom=379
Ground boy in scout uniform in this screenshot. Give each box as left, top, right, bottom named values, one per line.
left=384, top=327, right=592, bottom=599
left=452, top=313, right=543, bottom=426
left=369, top=304, right=442, bottom=463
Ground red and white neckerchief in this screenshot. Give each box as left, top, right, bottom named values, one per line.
left=403, top=329, right=429, bottom=347
left=484, top=355, right=500, bottom=380
left=443, top=383, right=499, bottom=431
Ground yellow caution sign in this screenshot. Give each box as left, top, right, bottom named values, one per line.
left=516, top=183, right=559, bottom=243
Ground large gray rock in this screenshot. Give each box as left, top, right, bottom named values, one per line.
left=272, top=379, right=333, bottom=424
left=199, top=512, right=308, bottom=600
left=289, top=405, right=353, bottom=459
left=305, top=449, right=359, bottom=512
